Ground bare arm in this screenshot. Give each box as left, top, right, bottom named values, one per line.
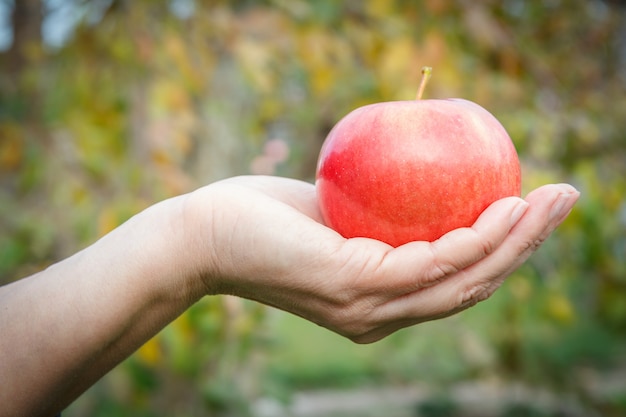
left=0, top=176, right=579, bottom=417
left=0, top=195, right=207, bottom=417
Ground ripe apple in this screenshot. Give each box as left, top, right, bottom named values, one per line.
left=315, top=68, right=521, bottom=247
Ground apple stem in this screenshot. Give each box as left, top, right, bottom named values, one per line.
left=416, top=66, right=433, bottom=100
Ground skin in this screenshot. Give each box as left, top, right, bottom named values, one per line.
left=0, top=175, right=580, bottom=417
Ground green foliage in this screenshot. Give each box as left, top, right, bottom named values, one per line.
left=1, top=0, right=625, bottom=415
left=499, top=403, right=555, bottom=417
left=416, top=396, right=459, bottom=417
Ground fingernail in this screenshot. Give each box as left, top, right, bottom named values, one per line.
left=510, top=200, right=529, bottom=227
left=549, top=189, right=580, bottom=223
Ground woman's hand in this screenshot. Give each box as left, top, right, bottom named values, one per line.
left=187, top=176, right=579, bottom=343
left=0, top=174, right=579, bottom=416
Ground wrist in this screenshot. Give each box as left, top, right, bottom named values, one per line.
left=139, top=193, right=212, bottom=304
left=178, top=185, right=222, bottom=298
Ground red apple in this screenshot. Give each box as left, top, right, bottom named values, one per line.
left=315, top=70, right=521, bottom=247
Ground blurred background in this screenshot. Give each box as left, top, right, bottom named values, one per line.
left=1, top=0, right=625, bottom=416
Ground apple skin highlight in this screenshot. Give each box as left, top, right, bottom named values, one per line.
left=315, top=98, right=521, bottom=247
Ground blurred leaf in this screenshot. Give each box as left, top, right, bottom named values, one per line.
left=136, top=336, right=162, bottom=367
left=544, top=292, right=575, bottom=325
left=0, top=123, right=24, bottom=171
left=2, top=1, right=625, bottom=415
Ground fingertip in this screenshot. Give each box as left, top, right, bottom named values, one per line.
left=510, top=199, right=530, bottom=227
left=523, top=183, right=580, bottom=202
left=549, top=189, right=580, bottom=225
left=557, top=183, right=580, bottom=194
left=476, top=196, right=527, bottom=231
left=522, top=183, right=580, bottom=226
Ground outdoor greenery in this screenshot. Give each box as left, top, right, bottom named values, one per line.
left=1, top=0, right=625, bottom=416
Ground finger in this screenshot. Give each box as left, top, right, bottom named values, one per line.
left=374, top=196, right=529, bottom=294
left=384, top=183, right=579, bottom=320
left=458, top=183, right=580, bottom=299
left=421, top=196, right=529, bottom=287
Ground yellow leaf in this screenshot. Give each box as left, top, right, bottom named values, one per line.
left=297, top=27, right=352, bottom=98
left=151, top=79, right=191, bottom=114
left=377, top=36, right=417, bottom=98
left=0, top=123, right=23, bottom=171
left=97, top=207, right=120, bottom=237
left=546, top=293, right=575, bottom=325
left=136, top=336, right=162, bottom=366
left=508, top=275, right=533, bottom=301
left=233, top=37, right=276, bottom=92
left=171, top=311, right=194, bottom=343
left=164, top=33, right=207, bottom=92
left=366, top=0, right=394, bottom=17
left=311, top=66, right=336, bottom=97
left=343, top=20, right=381, bottom=68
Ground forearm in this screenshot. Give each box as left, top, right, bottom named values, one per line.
left=0, top=194, right=208, bottom=417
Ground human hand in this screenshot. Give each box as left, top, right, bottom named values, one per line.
left=187, top=176, right=579, bottom=344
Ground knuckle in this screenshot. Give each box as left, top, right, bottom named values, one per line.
left=425, top=245, right=459, bottom=285
left=479, top=234, right=498, bottom=256
left=531, top=238, right=546, bottom=251
left=458, top=280, right=499, bottom=309
left=519, top=237, right=547, bottom=256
